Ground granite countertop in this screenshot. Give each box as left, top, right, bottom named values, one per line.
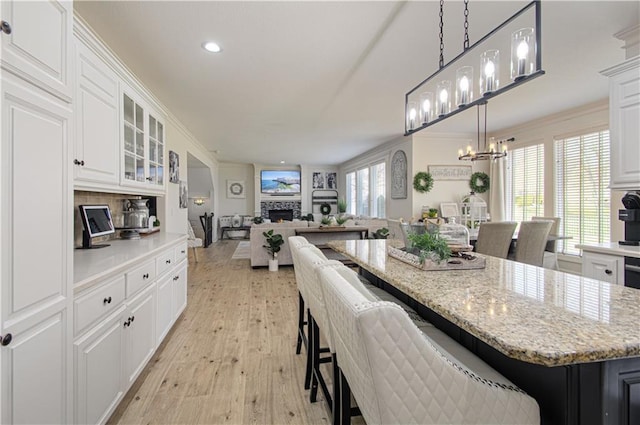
left=74, top=232, right=187, bottom=291
left=328, top=239, right=640, bottom=367
left=576, top=242, right=640, bottom=258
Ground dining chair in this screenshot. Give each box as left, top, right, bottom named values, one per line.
left=288, top=236, right=313, bottom=389
left=475, top=221, right=517, bottom=259
left=532, top=216, right=561, bottom=269
left=317, top=265, right=540, bottom=425
left=514, top=220, right=554, bottom=267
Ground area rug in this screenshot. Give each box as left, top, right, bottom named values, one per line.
left=231, top=241, right=251, bottom=260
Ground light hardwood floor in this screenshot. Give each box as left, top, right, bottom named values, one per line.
left=108, top=240, right=334, bottom=424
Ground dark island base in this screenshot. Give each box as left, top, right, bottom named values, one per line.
left=360, top=268, right=640, bottom=425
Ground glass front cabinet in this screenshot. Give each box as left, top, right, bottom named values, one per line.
left=121, top=86, right=165, bottom=192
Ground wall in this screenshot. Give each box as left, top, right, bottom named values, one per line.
left=411, top=133, right=489, bottom=220
left=186, top=166, right=214, bottom=240
left=218, top=163, right=255, bottom=217
left=160, top=116, right=219, bottom=237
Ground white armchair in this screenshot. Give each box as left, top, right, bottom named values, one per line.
left=187, top=221, right=203, bottom=262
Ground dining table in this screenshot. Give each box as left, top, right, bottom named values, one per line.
left=327, top=239, right=640, bottom=425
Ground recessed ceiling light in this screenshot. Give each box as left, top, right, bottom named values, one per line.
left=202, top=41, right=222, bottom=53
left=280, top=160, right=285, bottom=164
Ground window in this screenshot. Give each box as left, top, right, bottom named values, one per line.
left=506, top=144, right=544, bottom=222
left=345, top=162, right=386, bottom=217
left=555, top=130, right=610, bottom=255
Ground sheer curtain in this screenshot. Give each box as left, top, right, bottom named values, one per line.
left=489, top=157, right=506, bottom=222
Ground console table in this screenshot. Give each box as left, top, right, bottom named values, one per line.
left=295, top=226, right=368, bottom=262
left=220, top=226, right=251, bottom=240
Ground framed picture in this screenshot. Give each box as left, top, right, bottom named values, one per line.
left=179, top=180, right=188, bottom=208
left=428, top=165, right=472, bottom=180
left=440, top=202, right=459, bottom=218
left=326, top=172, right=337, bottom=189
left=169, top=151, right=180, bottom=183
left=312, top=172, right=325, bottom=189
left=391, top=150, right=408, bottom=199
left=227, top=180, right=246, bottom=198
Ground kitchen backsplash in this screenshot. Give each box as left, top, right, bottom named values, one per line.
left=73, top=190, right=145, bottom=247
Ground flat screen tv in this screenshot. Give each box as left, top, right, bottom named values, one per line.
left=78, top=204, right=115, bottom=249
left=260, top=170, right=301, bottom=195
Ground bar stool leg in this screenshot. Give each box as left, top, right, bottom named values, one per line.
left=339, top=368, right=351, bottom=425
left=332, top=353, right=341, bottom=425
left=309, top=315, right=319, bottom=403
left=304, top=309, right=313, bottom=390
left=296, top=292, right=305, bottom=355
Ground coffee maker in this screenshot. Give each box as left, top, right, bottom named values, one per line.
left=619, top=191, right=640, bottom=246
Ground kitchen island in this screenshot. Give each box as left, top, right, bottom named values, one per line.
left=328, top=239, right=640, bottom=425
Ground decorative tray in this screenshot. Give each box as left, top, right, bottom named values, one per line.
left=387, top=245, right=486, bottom=271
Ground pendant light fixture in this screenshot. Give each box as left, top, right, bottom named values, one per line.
left=457, top=102, right=512, bottom=161
left=404, top=0, right=544, bottom=136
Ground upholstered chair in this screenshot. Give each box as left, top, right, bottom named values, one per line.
left=318, top=265, right=540, bottom=425
left=514, top=220, right=553, bottom=267
left=532, top=216, right=561, bottom=269
left=475, top=221, right=517, bottom=259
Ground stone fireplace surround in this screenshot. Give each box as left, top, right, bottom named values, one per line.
left=260, top=200, right=301, bottom=220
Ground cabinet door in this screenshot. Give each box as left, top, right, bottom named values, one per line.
left=0, top=74, right=72, bottom=425
left=1, top=311, right=69, bottom=424
left=124, top=284, right=156, bottom=388
left=156, top=274, right=174, bottom=346
left=608, top=59, right=640, bottom=190
left=74, top=307, right=126, bottom=425
left=0, top=0, right=72, bottom=100
left=121, top=89, right=147, bottom=186
left=582, top=252, right=622, bottom=284
left=173, top=263, right=188, bottom=320
left=74, top=41, right=120, bottom=186
left=147, top=111, right=165, bottom=188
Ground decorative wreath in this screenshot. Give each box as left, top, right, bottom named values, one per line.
left=413, top=172, right=434, bottom=193
left=469, top=172, right=490, bottom=193
left=320, top=202, right=332, bottom=215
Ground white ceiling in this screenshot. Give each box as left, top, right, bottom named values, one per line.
left=74, top=1, right=639, bottom=166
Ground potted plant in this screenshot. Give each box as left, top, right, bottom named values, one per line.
left=337, top=198, right=347, bottom=214
left=263, top=229, right=284, bottom=271
left=335, top=215, right=348, bottom=226
left=407, top=232, right=452, bottom=264
left=320, top=216, right=332, bottom=227
left=427, top=208, right=439, bottom=218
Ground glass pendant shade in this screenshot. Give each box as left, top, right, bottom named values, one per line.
left=480, top=50, right=500, bottom=95
left=456, top=66, right=473, bottom=107
left=419, top=92, right=433, bottom=125
left=406, top=101, right=418, bottom=131
left=436, top=80, right=451, bottom=117
left=511, top=28, right=535, bottom=81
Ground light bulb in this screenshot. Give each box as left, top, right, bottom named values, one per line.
left=466, top=145, right=472, bottom=153
left=484, top=60, right=495, bottom=77
left=458, top=148, right=464, bottom=157
left=460, top=76, right=469, bottom=91
left=489, top=143, right=495, bottom=153
left=440, top=88, right=448, bottom=102
left=517, top=41, right=529, bottom=59
left=423, top=99, right=431, bottom=113
left=409, top=108, right=417, bottom=120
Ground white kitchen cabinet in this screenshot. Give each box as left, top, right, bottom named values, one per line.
left=124, top=283, right=156, bottom=388
left=120, top=84, right=166, bottom=194
left=156, top=273, right=175, bottom=346
left=0, top=0, right=72, bottom=100
left=74, top=306, right=126, bottom=425
left=73, top=40, right=120, bottom=187
left=582, top=251, right=624, bottom=285
left=173, top=263, right=188, bottom=320
left=0, top=74, right=72, bottom=424
left=602, top=56, right=640, bottom=190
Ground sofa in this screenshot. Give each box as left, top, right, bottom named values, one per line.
left=249, top=217, right=388, bottom=268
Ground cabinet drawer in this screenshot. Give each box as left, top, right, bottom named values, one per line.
left=75, top=276, right=126, bottom=335
left=582, top=252, right=622, bottom=284
left=156, top=248, right=176, bottom=277
left=175, top=242, right=188, bottom=263
left=125, top=259, right=156, bottom=297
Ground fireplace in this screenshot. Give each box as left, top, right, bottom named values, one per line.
left=261, top=200, right=301, bottom=219
left=269, top=209, right=293, bottom=222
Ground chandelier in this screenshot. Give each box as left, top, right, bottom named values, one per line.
left=405, top=0, right=544, bottom=137
left=457, top=102, right=514, bottom=161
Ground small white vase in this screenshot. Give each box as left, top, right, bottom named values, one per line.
left=268, top=259, right=279, bottom=272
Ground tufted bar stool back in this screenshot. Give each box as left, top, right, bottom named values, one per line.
left=288, top=236, right=314, bottom=389
left=318, top=265, right=540, bottom=425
